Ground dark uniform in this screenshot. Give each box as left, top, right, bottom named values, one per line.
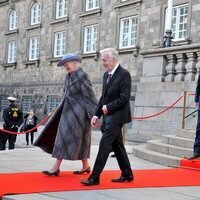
left=0, top=102, right=23, bottom=150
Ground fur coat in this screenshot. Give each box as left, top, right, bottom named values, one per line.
left=34, top=68, right=97, bottom=160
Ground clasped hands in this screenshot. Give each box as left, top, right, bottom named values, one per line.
left=91, top=105, right=108, bottom=127
left=11, top=125, right=18, bottom=129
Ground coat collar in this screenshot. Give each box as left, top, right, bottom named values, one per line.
left=67, top=68, right=85, bottom=87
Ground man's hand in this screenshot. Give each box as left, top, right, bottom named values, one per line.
left=102, top=105, right=108, bottom=115
left=196, top=102, right=199, bottom=107
left=91, top=116, right=99, bottom=127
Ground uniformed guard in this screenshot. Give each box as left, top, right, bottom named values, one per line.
left=0, top=97, right=23, bottom=150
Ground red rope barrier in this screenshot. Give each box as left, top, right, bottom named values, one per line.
left=0, top=95, right=185, bottom=132
left=93, top=95, right=184, bottom=127
left=132, top=95, right=183, bottom=120
left=0, top=115, right=50, bottom=135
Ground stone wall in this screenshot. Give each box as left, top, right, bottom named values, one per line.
left=0, top=0, right=142, bottom=118
left=130, top=44, right=200, bottom=142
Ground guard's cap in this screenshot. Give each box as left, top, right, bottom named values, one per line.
left=57, top=53, right=82, bottom=67
left=7, top=96, right=17, bottom=101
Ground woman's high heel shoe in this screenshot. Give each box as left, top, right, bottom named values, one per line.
left=42, top=169, right=60, bottom=176
left=73, top=167, right=90, bottom=175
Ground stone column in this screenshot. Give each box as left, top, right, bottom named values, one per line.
left=165, top=54, right=177, bottom=82
left=174, top=53, right=187, bottom=81
left=185, top=52, right=197, bottom=81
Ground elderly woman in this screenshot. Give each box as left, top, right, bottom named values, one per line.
left=34, top=53, right=97, bottom=176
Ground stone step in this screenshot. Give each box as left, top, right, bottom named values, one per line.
left=146, top=140, right=193, bottom=158
left=132, top=144, right=180, bottom=166
left=176, top=129, right=195, bottom=139
left=162, top=135, right=194, bottom=149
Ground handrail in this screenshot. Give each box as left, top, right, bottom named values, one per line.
left=185, top=108, right=199, bottom=119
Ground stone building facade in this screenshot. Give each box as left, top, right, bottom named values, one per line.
left=0, top=0, right=199, bottom=140
left=0, top=0, right=141, bottom=120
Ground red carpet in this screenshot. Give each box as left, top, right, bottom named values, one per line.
left=1, top=169, right=200, bottom=199
left=180, top=158, right=200, bottom=170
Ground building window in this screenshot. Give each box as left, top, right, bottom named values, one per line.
left=85, top=0, right=100, bottom=11
left=165, top=4, right=188, bottom=41
left=21, top=96, right=32, bottom=114
left=83, top=24, right=98, bottom=54
left=31, top=3, right=41, bottom=25
left=0, top=96, right=9, bottom=118
left=0, top=96, right=9, bottom=112
left=172, top=4, right=188, bottom=41
left=46, top=96, right=60, bottom=114
left=119, top=16, right=137, bottom=49
left=7, top=41, right=17, bottom=63
left=9, top=10, right=18, bottom=30
left=54, top=31, right=66, bottom=57
left=56, top=0, right=67, bottom=19
left=29, top=37, right=39, bottom=61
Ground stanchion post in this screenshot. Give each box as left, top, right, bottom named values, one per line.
left=182, top=91, right=187, bottom=129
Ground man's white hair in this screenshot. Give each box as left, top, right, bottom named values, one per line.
left=100, top=48, right=119, bottom=60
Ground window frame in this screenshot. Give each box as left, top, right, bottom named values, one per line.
left=0, top=96, right=9, bottom=113
left=21, top=96, right=32, bottom=114
left=83, top=24, right=98, bottom=54
left=30, top=3, right=41, bottom=25
left=55, top=0, right=67, bottom=19
left=46, top=95, right=60, bottom=114
left=53, top=31, right=67, bottom=58
left=165, top=4, right=188, bottom=41
left=85, top=0, right=100, bottom=11
left=9, top=10, right=18, bottom=30
left=119, top=15, right=138, bottom=49
left=29, top=36, right=39, bottom=61
left=7, top=41, right=17, bottom=63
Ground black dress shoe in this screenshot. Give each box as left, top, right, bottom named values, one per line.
left=112, top=175, right=134, bottom=182
left=42, top=169, right=60, bottom=176
left=73, top=167, right=91, bottom=175
left=80, top=178, right=100, bottom=186
left=188, top=153, right=200, bottom=160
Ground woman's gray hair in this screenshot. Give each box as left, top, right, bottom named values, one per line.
left=100, top=48, right=119, bottom=60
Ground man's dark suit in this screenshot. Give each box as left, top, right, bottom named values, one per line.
left=89, top=65, right=133, bottom=181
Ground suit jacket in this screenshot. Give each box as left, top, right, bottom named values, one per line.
left=95, top=65, right=131, bottom=124
left=195, top=73, right=200, bottom=103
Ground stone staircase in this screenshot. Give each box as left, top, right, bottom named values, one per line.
left=132, top=129, right=195, bottom=167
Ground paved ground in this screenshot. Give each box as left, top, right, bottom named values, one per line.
left=0, top=125, right=200, bottom=200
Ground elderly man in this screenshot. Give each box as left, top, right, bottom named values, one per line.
left=81, top=48, right=133, bottom=186
left=0, top=97, right=23, bottom=150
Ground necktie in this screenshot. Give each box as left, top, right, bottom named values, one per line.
left=106, top=74, right=112, bottom=85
